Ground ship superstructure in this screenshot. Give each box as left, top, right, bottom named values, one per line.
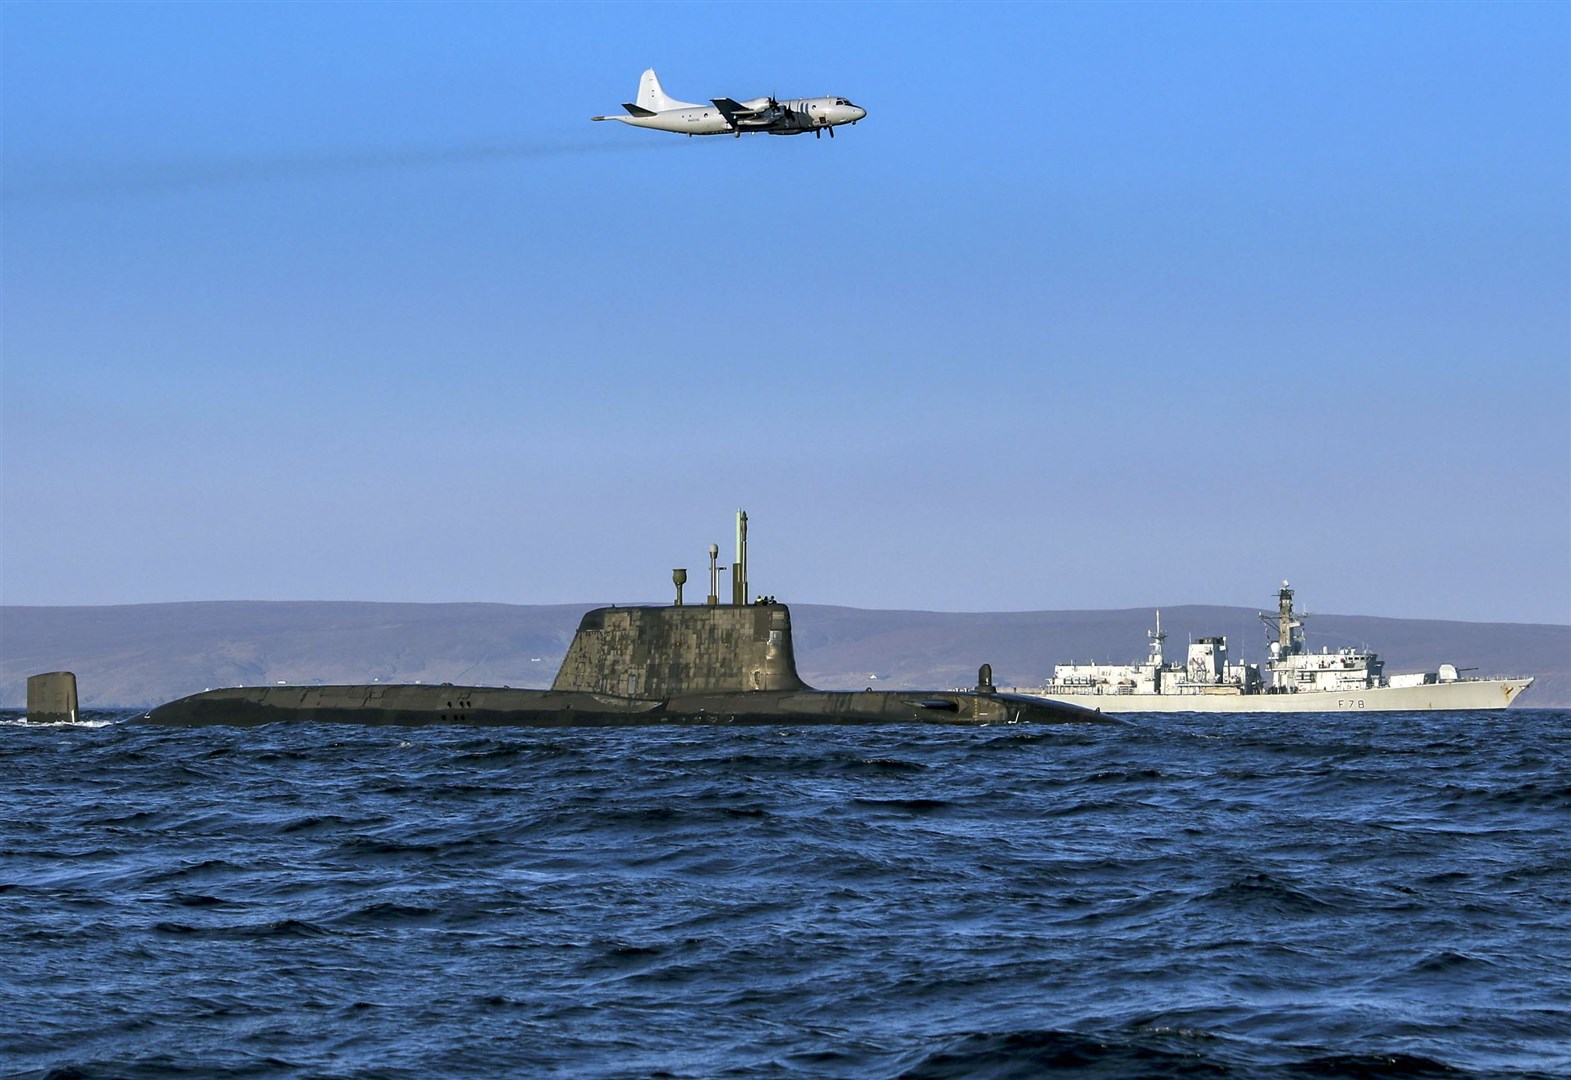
left=1018, top=583, right=1533, bottom=713
left=1050, top=611, right=1263, bottom=698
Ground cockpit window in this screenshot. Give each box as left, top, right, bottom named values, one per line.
left=835, top=98, right=854, bottom=106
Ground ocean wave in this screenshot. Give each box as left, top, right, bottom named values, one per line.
left=1, top=711, right=1566, bottom=1077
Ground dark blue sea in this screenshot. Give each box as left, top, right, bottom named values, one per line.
left=2, top=710, right=1567, bottom=1079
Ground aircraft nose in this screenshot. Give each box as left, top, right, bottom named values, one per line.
left=851, top=105, right=867, bottom=122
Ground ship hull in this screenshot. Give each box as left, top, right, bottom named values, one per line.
left=140, top=684, right=1115, bottom=727
left=1012, top=677, right=1533, bottom=713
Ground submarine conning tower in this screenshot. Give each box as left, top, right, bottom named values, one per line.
left=551, top=509, right=808, bottom=698
left=551, top=603, right=807, bottom=697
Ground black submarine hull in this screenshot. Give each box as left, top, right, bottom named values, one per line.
left=139, top=594, right=1118, bottom=728
left=140, top=685, right=1111, bottom=727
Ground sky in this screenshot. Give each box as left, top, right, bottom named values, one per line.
left=2, top=1, right=1567, bottom=624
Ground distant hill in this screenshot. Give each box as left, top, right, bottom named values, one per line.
left=3, top=601, right=1566, bottom=708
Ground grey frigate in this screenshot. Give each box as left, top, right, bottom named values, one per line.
left=1010, top=582, right=1533, bottom=713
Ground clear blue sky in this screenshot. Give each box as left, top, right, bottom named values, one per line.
left=3, top=1, right=1567, bottom=623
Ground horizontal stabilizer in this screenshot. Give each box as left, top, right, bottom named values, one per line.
left=622, top=102, right=656, bottom=117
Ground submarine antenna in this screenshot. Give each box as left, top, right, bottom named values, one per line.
left=707, top=544, right=720, bottom=606
left=673, top=568, right=687, bottom=607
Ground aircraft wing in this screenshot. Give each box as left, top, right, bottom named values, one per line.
left=711, top=97, right=788, bottom=130
left=710, top=97, right=748, bottom=128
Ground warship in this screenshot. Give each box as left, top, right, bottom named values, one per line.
left=77, top=513, right=1109, bottom=728
left=1010, top=582, right=1533, bottom=713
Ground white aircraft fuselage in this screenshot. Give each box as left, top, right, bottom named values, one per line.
left=593, top=70, right=866, bottom=138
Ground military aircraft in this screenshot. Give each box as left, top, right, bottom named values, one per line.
left=593, top=69, right=866, bottom=138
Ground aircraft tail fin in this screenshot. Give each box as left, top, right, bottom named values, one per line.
left=637, top=68, right=700, bottom=111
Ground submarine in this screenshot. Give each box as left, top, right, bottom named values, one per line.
left=138, top=513, right=1111, bottom=729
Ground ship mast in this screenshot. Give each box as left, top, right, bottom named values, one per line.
left=1147, top=609, right=1166, bottom=666
left=1261, top=581, right=1305, bottom=658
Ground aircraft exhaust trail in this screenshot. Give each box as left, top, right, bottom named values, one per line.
left=3, top=136, right=696, bottom=202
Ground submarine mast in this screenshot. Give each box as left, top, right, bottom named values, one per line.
left=732, top=510, right=749, bottom=605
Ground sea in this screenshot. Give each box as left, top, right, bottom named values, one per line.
left=1, top=709, right=1567, bottom=1079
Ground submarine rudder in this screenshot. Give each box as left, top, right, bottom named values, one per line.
left=25, top=672, right=79, bottom=723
